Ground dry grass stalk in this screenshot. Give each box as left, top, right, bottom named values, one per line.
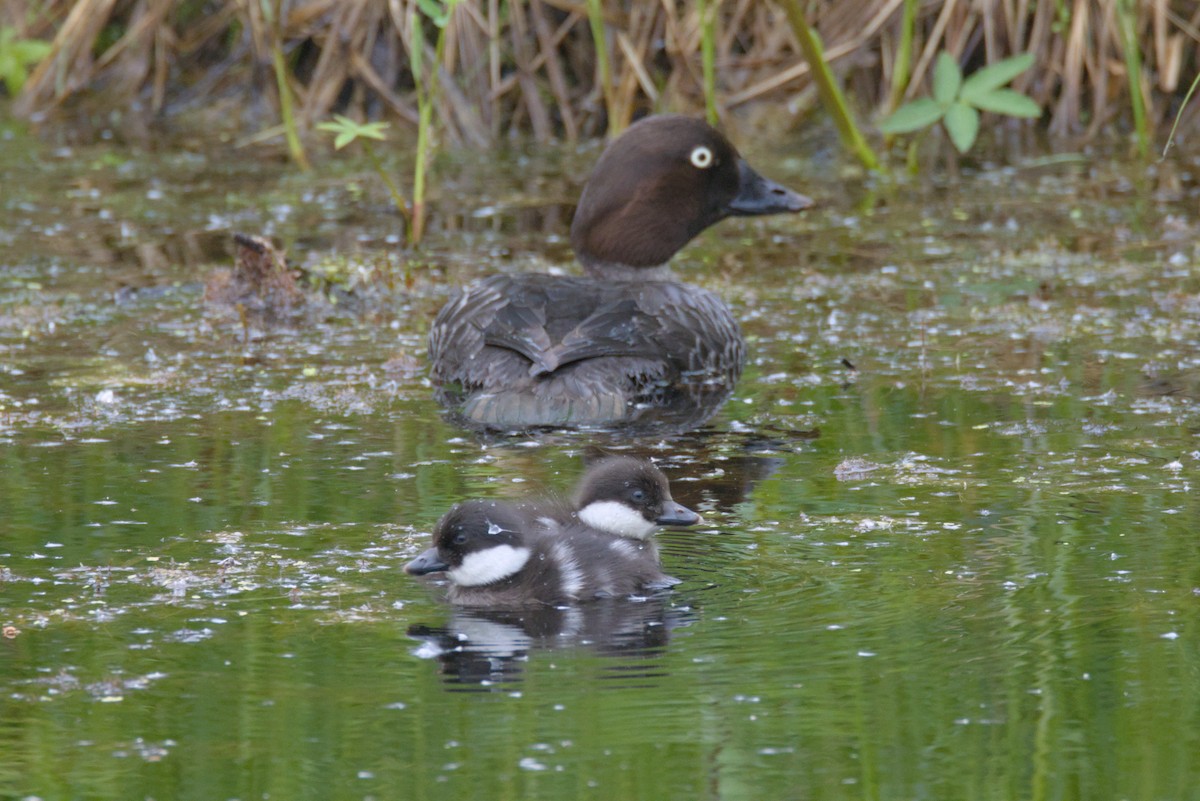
left=7, top=0, right=1200, bottom=147
left=13, top=0, right=118, bottom=116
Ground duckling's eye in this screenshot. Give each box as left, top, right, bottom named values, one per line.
left=453, top=533, right=468, bottom=546
left=689, top=145, right=714, bottom=169
left=630, top=489, right=646, bottom=503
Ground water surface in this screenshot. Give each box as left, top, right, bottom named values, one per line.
left=2, top=124, right=1199, bottom=800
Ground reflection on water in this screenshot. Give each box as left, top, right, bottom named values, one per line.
left=438, top=379, right=745, bottom=436
left=2, top=137, right=1200, bottom=799
left=408, top=598, right=693, bottom=689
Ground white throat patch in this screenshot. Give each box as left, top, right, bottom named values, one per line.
left=449, top=545, right=532, bottom=587
left=578, top=501, right=656, bottom=540
left=550, top=540, right=584, bottom=599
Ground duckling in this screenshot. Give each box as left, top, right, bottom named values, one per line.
left=563, top=455, right=701, bottom=588
left=404, top=499, right=677, bottom=607
left=572, top=455, right=699, bottom=540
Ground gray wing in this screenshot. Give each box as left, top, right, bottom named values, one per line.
left=428, top=275, right=545, bottom=389
left=428, top=274, right=743, bottom=427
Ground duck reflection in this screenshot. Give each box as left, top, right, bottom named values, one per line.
left=407, top=598, right=693, bottom=689
left=440, top=380, right=742, bottom=436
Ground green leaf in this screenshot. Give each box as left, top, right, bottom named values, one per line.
left=317, top=115, right=390, bottom=149
left=416, top=0, right=448, bottom=27
left=410, top=11, right=425, bottom=83
left=879, top=98, right=945, bottom=134
left=960, top=53, right=1034, bottom=102
left=355, top=121, right=389, bottom=140
left=969, top=88, right=1042, bottom=118
left=932, top=52, right=962, bottom=105
left=943, top=102, right=980, bottom=153
left=0, top=27, right=51, bottom=94
left=0, top=52, right=18, bottom=94
left=316, top=114, right=351, bottom=132
left=13, top=39, right=51, bottom=63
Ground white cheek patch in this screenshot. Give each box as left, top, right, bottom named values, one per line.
left=550, top=540, right=584, bottom=599
left=449, top=545, right=531, bottom=587
left=608, top=538, right=640, bottom=557
left=578, top=501, right=656, bottom=540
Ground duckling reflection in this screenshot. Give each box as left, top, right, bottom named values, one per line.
left=407, top=599, right=695, bottom=689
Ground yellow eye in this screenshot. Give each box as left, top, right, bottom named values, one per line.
left=690, top=145, right=714, bottom=169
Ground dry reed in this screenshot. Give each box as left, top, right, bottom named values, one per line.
left=6, top=0, right=1199, bottom=147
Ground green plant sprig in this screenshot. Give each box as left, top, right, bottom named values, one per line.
left=317, top=115, right=412, bottom=236
left=261, top=1, right=309, bottom=170
left=0, top=27, right=52, bottom=95
left=774, top=0, right=880, bottom=172
left=409, top=0, right=461, bottom=246
left=881, top=52, right=1040, bottom=153
left=1162, top=71, right=1200, bottom=158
